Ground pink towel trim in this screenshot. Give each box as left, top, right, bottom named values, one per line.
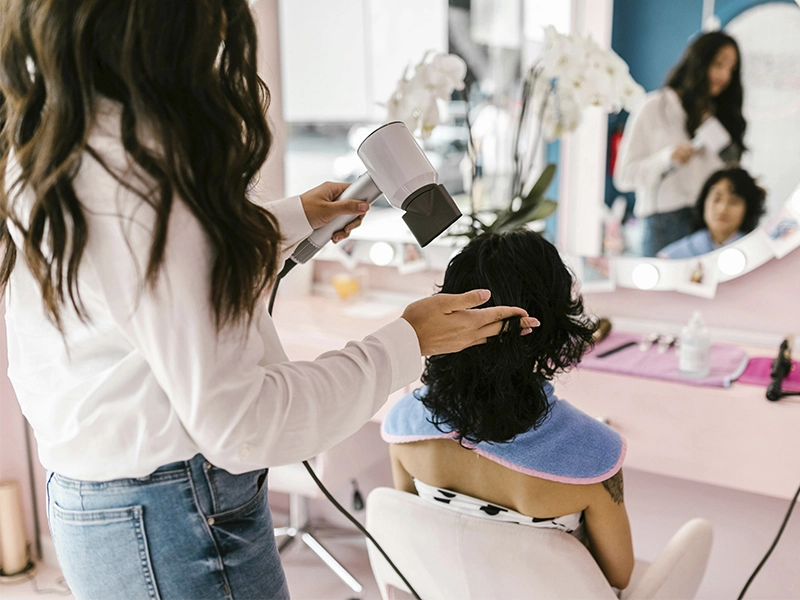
left=381, top=431, right=627, bottom=485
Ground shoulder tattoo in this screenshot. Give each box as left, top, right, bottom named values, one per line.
left=602, top=470, right=624, bottom=505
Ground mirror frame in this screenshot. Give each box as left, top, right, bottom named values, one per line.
left=603, top=189, right=800, bottom=292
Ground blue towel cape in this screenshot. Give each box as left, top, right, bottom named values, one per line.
left=382, top=383, right=625, bottom=484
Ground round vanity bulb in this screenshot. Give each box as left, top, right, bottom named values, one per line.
left=718, top=247, right=747, bottom=276
left=369, top=241, right=395, bottom=266
left=631, top=263, right=659, bottom=290
left=791, top=187, right=800, bottom=214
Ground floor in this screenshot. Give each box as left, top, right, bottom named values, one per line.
left=3, top=468, right=798, bottom=600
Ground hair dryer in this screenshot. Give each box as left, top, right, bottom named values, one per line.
left=290, top=121, right=462, bottom=265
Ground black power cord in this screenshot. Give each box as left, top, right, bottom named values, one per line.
left=737, top=478, right=800, bottom=599
left=268, top=265, right=422, bottom=600
left=302, top=462, right=421, bottom=599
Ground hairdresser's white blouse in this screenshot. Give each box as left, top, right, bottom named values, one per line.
left=4, top=102, right=422, bottom=481
left=614, top=88, right=724, bottom=218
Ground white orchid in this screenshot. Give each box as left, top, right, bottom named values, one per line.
left=384, top=37, right=645, bottom=240
left=542, top=87, right=583, bottom=141
left=386, top=52, right=467, bottom=139
left=529, top=27, right=645, bottom=140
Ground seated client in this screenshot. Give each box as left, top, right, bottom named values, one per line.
left=658, top=168, right=766, bottom=259
left=381, top=230, right=634, bottom=589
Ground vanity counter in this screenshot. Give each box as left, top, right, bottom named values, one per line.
left=271, top=294, right=800, bottom=500
left=552, top=365, right=800, bottom=501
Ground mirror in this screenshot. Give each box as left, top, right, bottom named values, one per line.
left=599, top=1, right=800, bottom=263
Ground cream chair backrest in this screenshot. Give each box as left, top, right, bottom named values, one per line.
left=366, top=487, right=714, bottom=600
left=366, top=487, right=619, bottom=600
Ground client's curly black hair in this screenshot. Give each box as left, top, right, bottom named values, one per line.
left=419, top=230, right=595, bottom=445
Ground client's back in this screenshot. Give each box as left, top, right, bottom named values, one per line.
left=382, top=230, right=634, bottom=589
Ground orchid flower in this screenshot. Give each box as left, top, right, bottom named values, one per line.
left=386, top=52, right=467, bottom=139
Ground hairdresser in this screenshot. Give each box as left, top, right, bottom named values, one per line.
left=614, top=31, right=746, bottom=257
left=0, top=2, right=537, bottom=598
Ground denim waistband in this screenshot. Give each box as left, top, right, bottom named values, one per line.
left=52, top=454, right=205, bottom=490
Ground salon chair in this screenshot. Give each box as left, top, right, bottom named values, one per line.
left=366, top=487, right=713, bottom=600
left=270, top=421, right=386, bottom=598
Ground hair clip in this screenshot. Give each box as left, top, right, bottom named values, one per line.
left=657, top=335, right=678, bottom=354
left=639, top=333, right=659, bottom=352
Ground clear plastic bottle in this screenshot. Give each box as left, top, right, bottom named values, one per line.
left=679, top=311, right=711, bottom=378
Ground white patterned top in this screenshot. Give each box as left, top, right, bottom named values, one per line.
left=413, top=479, right=585, bottom=541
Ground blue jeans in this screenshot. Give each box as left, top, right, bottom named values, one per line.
left=46, top=455, right=289, bottom=600
left=641, top=206, right=694, bottom=257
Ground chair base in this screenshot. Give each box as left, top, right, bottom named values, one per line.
left=274, top=494, right=364, bottom=598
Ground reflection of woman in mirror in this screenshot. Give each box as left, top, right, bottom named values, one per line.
left=383, top=230, right=634, bottom=590
left=658, top=168, right=766, bottom=259
left=614, top=32, right=746, bottom=257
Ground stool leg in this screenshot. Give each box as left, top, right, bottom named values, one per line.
left=301, top=532, right=363, bottom=596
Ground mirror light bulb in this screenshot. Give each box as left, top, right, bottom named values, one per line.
left=718, top=248, right=747, bottom=276
left=369, top=242, right=395, bottom=266
left=631, top=263, right=659, bottom=290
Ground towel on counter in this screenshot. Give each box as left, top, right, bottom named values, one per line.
left=382, top=384, right=625, bottom=484
left=738, top=357, right=800, bottom=392
left=581, top=331, right=748, bottom=388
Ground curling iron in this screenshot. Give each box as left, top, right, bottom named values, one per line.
left=766, top=335, right=799, bottom=401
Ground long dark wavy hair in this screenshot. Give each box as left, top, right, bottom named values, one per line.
left=692, top=168, right=766, bottom=234
left=419, top=230, right=596, bottom=445
left=666, top=31, right=746, bottom=153
left=0, top=0, right=280, bottom=331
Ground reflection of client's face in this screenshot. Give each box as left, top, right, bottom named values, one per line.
left=707, top=44, right=737, bottom=97
left=704, top=179, right=746, bottom=244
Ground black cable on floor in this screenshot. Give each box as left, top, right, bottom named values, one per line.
left=737, top=478, right=800, bottom=599
left=302, top=461, right=422, bottom=600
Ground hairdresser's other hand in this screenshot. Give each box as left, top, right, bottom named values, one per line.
left=402, top=290, right=540, bottom=356
left=671, top=142, right=694, bottom=165
left=300, top=182, right=370, bottom=242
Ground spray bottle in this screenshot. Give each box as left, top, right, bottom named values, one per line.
left=679, top=311, right=711, bottom=378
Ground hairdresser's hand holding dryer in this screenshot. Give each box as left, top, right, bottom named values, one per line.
left=0, top=2, right=537, bottom=598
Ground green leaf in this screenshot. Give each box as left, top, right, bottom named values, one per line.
left=486, top=204, right=517, bottom=232
left=499, top=199, right=557, bottom=231
left=522, top=163, right=556, bottom=207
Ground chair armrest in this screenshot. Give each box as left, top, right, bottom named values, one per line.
left=624, top=518, right=712, bottom=600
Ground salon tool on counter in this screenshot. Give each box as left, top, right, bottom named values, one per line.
left=584, top=331, right=748, bottom=388
left=592, top=317, right=613, bottom=344
left=766, top=336, right=799, bottom=401
left=639, top=333, right=659, bottom=352
left=679, top=311, right=711, bottom=378
left=596, top=341, right=637, bottom=358
left=657, top=335, right=678, bottom=354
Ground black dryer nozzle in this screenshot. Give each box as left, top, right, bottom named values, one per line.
left=401, top=184, right=462, bottom=248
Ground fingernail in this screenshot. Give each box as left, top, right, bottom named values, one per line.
left=527, top=318, right=541, bottom=328
left=521, top=327, right=533, bottom=336
left=358, top=202, right=369, bottom=212
left=333, top=234, right=342, bottom=243
left=479, top=290, right=491, bottom=301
